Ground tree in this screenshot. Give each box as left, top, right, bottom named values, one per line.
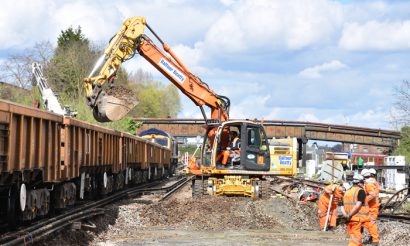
left=57, top=26, right=89, bottom=50
left=392, top=81, right=410, bottom=127
left=47, top=26, right=129, bottom=98
left=129, top=69, right=154, bottom=84
left=161, top=84, right=181, bottom=117
left=331, top=143, right=343, bottom=152
left=129, top=81, right=181, bottom=118
left=393, top=126, right=410, bottom=162
left=46, top=41, right=98, bottom=97
left=0, top=25, right=181, bottom=132
left=392, top=81, right=410, bottom=161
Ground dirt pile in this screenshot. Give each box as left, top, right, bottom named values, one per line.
left=377, top=221, right=410, bottom=246
left=33, top=184, right=409, bottom=246
left=105, top=86, right=137, bottom=105
left=139, top=195, right=319, bottom=232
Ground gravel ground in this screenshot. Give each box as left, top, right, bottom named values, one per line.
left=34, top=184, right=410, bottom=246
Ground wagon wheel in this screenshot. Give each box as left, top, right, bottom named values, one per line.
left=7, top=183, right=24, bottom=229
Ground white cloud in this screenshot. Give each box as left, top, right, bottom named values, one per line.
left=220, top=0, right=236, bottom=7
left=172, top=43, right=204, bottom=70
left=339, top=20, right=410, bottom=51
left=0, top=0, right=407, bottom=130
left=203, top=0, right=344, bottom=53
left=294, top=108, right=392, bottom=129
left=297, top=113, right=321, bottom=122
left=0, top=0, right=57, bottom=49
left=299, top=60, right=347, bottom=78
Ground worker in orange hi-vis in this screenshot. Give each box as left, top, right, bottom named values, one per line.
left=317, top=181, right=345, bottom=231
left=216, top=131, right=240, bottom=165
left=342, top=174, right=370, bottom=246
left=361, top=168, right=380, bottom=245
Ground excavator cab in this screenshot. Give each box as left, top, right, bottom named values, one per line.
left=202, top=121, right=271, bottom=171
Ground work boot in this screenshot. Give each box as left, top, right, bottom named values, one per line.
left=362, top=237, right=372, bottom=245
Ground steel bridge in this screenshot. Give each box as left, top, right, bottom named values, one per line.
left=135, top=118, right=401, bottom=167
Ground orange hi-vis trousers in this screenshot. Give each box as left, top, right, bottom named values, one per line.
left=363, top=219, right=379, bottom=243
left=363, top=178, right=380, bottom=243
left=347, top=221, right=364, bottom=246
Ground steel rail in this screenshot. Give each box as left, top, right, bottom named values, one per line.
left=159, top=175, right=193, bottom=201
left=378, top=213, right=410, bottom=224
left=274, top=176, right=328, bottom=190
left=3, top=208, right=105, bottom=246
left=0, top=177, right=188, bottom=246
left=0, top=181, right=159, bottom=244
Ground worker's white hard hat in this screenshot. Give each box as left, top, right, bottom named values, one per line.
left=360, top=168, right=369, bottom=177
left=343, top=182, right=351, bottom=191
left=368, top=168, right=377, bottom=176
left=353, top=173, right=364, bottom=183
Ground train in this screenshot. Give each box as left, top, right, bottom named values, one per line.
left=0, top=99, right=176, bottom=227
left=138, top=128, right=179, bottom=175
left=351, top=152, right=386, bottom=166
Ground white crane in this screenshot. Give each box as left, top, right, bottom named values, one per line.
left=32, top=62, right=77, bottom=117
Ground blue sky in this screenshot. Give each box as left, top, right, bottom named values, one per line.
left=1, top=0, right=410, bottom=130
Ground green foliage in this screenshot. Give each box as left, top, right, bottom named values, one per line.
left=47, top=40, right=97, bottom=97
left=161, top=84, right=181, bottom=117
left=57, top=26, right=89, bottom=50
left=126, top=119, right=143, bottom=135
left=179, top=144, right=201, bottom=158
left=0, top=82, right=34, bottom=106
left=130, top=81, right=181, bottom=118
left=134, top=87, right=163, bottom=117
left=393, top=126, right=410, bottom=162
left=1, top=26, right=181, bottom=135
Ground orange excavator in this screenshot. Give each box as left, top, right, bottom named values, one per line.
left=84, top=16, right=275, bottom=198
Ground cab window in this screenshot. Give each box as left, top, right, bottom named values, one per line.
left=247, top=127, right=260, bottom=147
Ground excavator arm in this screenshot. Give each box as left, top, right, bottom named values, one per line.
left=84, top=16, right=229, bottom=123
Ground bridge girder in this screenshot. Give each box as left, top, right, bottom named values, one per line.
left=135, top=118, right=400, bottom=149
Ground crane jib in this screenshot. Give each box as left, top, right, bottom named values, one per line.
left=159, top=58, right=186, bottom=83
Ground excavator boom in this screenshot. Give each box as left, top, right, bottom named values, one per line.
left=84, top=16, right=280, bottom=199
left=84, top=16, right=229, bottom=123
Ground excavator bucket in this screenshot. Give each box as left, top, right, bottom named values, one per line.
left=92, top=86, right=138, bottom=122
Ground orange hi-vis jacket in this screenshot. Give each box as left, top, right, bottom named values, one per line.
left=343, top=186, right=370, bottom=222
left=364, top=177, right=380, bottom=218
left=318, top=184, right=344, bottom=229
left=320, top=184, right=344, bottom=209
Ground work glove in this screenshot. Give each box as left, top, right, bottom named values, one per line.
left=342, top=214, right=351, bottom=222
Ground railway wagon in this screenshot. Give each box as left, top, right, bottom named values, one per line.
left=121, top=132, right=170, bottom=185
left=0, top=100, right=63, bottom=225
left=138, top=128, right=179, bottom=176
left=0, top=99, right=171, bottom=227
left=61, top=117, right=124, bottom=202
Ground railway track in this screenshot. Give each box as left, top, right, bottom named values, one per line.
left=0, top=175, right=193, bottom=246
left=272, top=176, right=410, bottom=225
left=379, top=213, right=410, bottom=224
left=272, top=176, right=328, bottom=189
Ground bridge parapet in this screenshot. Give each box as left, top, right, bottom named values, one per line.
left=135, top=118, right=400, bottom=149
